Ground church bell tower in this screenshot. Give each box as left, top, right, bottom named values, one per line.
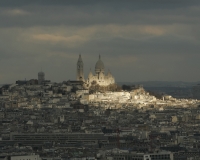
left=77, top=54, right=85, bottom=81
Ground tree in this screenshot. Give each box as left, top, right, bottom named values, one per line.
left=89, top=81, right=122, bottom=93
left=122, top=85, right=131, bottom=91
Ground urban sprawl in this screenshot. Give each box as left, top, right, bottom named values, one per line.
left=1, top=56, right=200, bottom=160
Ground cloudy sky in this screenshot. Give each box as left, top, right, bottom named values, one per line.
left=0, top=0, right=200, bottom=84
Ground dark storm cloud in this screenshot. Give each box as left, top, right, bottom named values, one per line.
left=1, top=0, right=200, bottom=9
left=0, top=1, right=200, bottom=28
left=0, top=0, right=200, bottom=83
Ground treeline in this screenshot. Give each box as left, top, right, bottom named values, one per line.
left=88, top=83, right=139, bottom=93
left=147, top=90, right=163, bottom=99
left=121, top=85, right=132, bottom=91
left=89, top=81, right=121, bottom=93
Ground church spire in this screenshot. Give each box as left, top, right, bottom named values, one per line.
left=99, top=55, right=101, bottom=59
left=78, top=54, right=82, bottom=62
left=77, top=54, right=84, bottom=81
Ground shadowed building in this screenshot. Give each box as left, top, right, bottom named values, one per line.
left=38, top=71, right=45, bottom=85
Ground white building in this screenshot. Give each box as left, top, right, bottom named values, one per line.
left=105, top=149, right=173, bottom=160
left=77, top=55, right=115, bottom=87
left=10, top=154, right=41, bottom=160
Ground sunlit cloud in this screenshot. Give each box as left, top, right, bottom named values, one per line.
left=1, top=9, right=30, bottom=16
left=31, top=34, right=88, bottom=47
left=139, top=26, right=166, bottom=36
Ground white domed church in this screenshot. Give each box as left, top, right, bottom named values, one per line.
left=77, top=55, right=115, bottom=86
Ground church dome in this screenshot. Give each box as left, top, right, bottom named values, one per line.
left=95, top=55, right=104, bottom=73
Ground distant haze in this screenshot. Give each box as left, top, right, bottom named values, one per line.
left=118, top=81, right=199, bottom=87
left=0, top=1, right=200, bottom=83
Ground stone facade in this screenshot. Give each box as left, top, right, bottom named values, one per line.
left=76, top=55, right=85, bottom=81
left=76, top=55, right=115, bottom=86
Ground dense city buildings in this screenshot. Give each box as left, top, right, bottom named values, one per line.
left=1, top=57, right=200, bottom=160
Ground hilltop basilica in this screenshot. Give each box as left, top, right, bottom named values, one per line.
left=76, top=55, right=115, bottom=86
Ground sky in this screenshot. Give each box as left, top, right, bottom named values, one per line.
left=0, top=0, right=200, bottom=84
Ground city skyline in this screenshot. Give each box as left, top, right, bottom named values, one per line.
left=1, top=1, right=200, bottom=83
